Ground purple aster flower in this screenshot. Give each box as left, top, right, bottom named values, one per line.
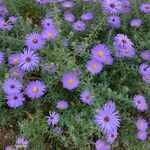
left=91, top=44, right=111, bottom=63
left=133, top=95, right=148, bottom=112
left=8, top=54, right=21, bottom=65
left=81, top=12, right=94, bottom=21
left=113, top=33, right=133, bottom=48
left=104, top=56, right=114, bottom=65
left=25, top=80, right=46, bottom=99
left=74, top=68, right=81, bottom=76
left=36, top=0, right=49, bottom=4
left=8, top=16, right=18, bottom=24
left=0, top=18, right=13, bottom=31
left=136, top=118, right=148, bottom=131
left=106, top=130, right=118, bottom=144
left=5, top=145, right=14, bottom=150
left=137, top=131, right=147, bottom=141
left=107, top=15, right=121, bottom=28
left=139, top=63, right=150, bottom=76
left=25, top=32, right=45, bottom=51
left=64, top=12, right=75, bottom=22
left=72, top=20, right=86, bottom=32
left=41, top=28, right=58, bottom=41
left=3, top=78, right=22, bottom=95
left=46, top=111, right=59, bottom=126
left=102, top=0, right=123, bottom=14
left=61, top=72, right=80, bottom=90
left=94, top=102, right=120, bottom=134
left=95, top=139, right=106, bottom=150
left=15, top=138, right=28, bottom=150
left=19, top=50, right=40, bottom=71
left=130, top=19, right=142, bottom=28
left=0, top=52, right=4, bottom=64
left=6, top=93, right=25, bottom=108
left=62, top=1, right=74, bottom=8
left=41, top=18, right=54, bottom=29
left=121, top=0, right=130, bottom=13
left=115, top=47, right=135, bottom=58
left=86, top=59, right=103, bottom=75
left=80, top=90, right=94, bottom=105
left=56, top=100, right=68, bottom=110
left=142, top=72, right=150, bottom=84
left=9, top=67, right=24, bottom=79
left=140, top=50, right=150, bottom=61
left=0, top=6, right=8, bottom=16
left=140, top=3, right=150, bottom=14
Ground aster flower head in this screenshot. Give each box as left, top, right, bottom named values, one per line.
left=133, top=95, right=148, bottom=112
left=3, top=78, right=22, bottom=95
left=25, top=32, right=45, bottom=51
left=42, top=28, right=58, bottom=41
left=6, top=93, right=25, bottom=108
left=9, top=67, right=24, bottom=79
left=94, top=102, right=120, bottom=134
left=61, top=38, right=69, bottom=47
left=75, top=43, right=86, bottom=56
left=0, top=18, right=13, bottom=31
left=8, top=16, right=18, bottom=24
left=56, top=100, right=68, bottom=110
left=140, top=3, right=150, bottom=14
left=80, top=90, right=94, bottom=105
left=114, top=33, right=133, bottom=48
left=62, top=1, right=74, bottom=8
left=139, top=63, right=150, bottom=76
left=121, top=0, right=131, bottom=13
left=104, top=55, right=114, bottom=65
left=0, top=6, right=8, bottom=16
left=102, top=0, right=123, bottom=14
left=46, top=111, right=59, bottom=126
left=107, top=15, right=121, bottom=28
left=36, top=0, right=49, bottom=4
left=142, top=72, right=150, bottom=84
left=91, top=44, right=111, bottom=63
left=81, top=12, right=94, bottom=21
left=137, top=131, right=147, bottom=141
left=106, top=130, right=118, bottom=144
left=0, top=52, right=4, bottom=64
left=19, top=50, right=40, bottom=71
left=42, top=62, right=57, bottom=74
left=116, top=47, right=135, bottom=58
left=54, top=127, right=62, bottom=135
left=25, top=80, right=46, bottom=99
left=140, top=50, right=150, bottom=61
left=62, top=72, right=80, bottom=90
left=72, top=20, right=86, bottom=32
left=64, top=12, right=75, bottom=22
left=41, top=18, right=54, bottom=29
left=8, top=53, right=21, bottom=65
left=130, top=19, right=142, bottom=28
left=15, top=138, right=28, bottom=150
left=86, top=59, right=103, bottom=75
left=95, top=139, right=106, bottom=150
left=136, top=118, right=148, bottom=131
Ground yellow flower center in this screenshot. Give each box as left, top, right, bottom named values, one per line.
left=140, top=122, right=144, bottom=128
left=3, top=22, right=8, bottom=26
left=13, top=71, right=19, bottom=76
left=68, top=79, right=74, bottom=84
left=33, top=87, right=38, bottom=93
left=77, top=24, right=81, bottom=28
left=98, top=51, right=104, bottom=57
left=13, top=58, right=18, bottom=63
left=125, top=49, right=129, bottom=54
left=140, top=132, right=143, bottom=137
left=147, top=77, right=150, bottom=80
left=98, top=144, right=101, bottom=148
left=47, top=33, right=53, bottom=38
left=91, top=64, right=97, bottom=70
left=61, top=104, right=64, bottom=109
left=18, top=144, right=23, bottom=150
